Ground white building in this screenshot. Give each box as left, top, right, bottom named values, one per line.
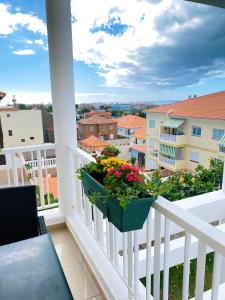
left=0, top=109, right=44, bottom=148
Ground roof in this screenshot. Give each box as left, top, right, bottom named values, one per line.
left=85, top=111, right=112, bottom=119
left=80, top=135, right=110, bottom=148
left=132, top=127, right=146, bottom=140
left=79, top=115, right=117, bottom=125
left=145, top=90, right=225, bottom=120
left=116, top=115, right=146, bottom=129
left=130, top=144, right=146, bottom=153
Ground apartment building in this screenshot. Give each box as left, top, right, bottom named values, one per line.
left=145, top=90, right=225, bottom=173
left=0, top=109, right=44, bottom=148
left=78, top=115, right=117, bottom=140
left=117, top=115, right=145, bottom=138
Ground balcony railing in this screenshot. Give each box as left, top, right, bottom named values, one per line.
left=159, top=155, right=176, bottom=166
left=0, top=144, right=58, bottom=210
left=69, top=147, right=225, bottom=300
left=160, top=132, right=186, bottom=145
left=1, top=144, right=225, bottom=299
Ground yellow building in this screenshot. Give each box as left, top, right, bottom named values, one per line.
left=145, top=90, right=225, bottom=174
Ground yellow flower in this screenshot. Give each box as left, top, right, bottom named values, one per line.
left=179, top=176, right=184, bottom=184
left=191, top=177, right=195, bottom=183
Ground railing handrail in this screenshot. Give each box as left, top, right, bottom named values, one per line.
left=154, top=196, right=225, bottom=257
left=1, top=143, right=55, bottom=154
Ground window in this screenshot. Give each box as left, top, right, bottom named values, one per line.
left=101, top=126, right=105, bottom=131
left=148, top=139, right=154, bottom=149
left=190, top=152, right=200, bottom=163
left=110, top=125, right=114, bottom=130
left=212, top=129, right=224, bottom=140
left=90, top=126, right=95, bottom=132
left=192, top=126, right=201, bottom=137
left=30, top=137, right=34, bottom=140
left=21, top=139, right=25, bottom=142
left=7, top=114, right=10, bottom=117
left=8, top=130, right=12, bottom=136
left=149, top=120, right=156, bottom=128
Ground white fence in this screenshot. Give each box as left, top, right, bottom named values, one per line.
left=0, top=144, right=58, bottom=210
left=69, top=147, right=225, bottom=300
left=159, top=156, right=176, bottom=166
left=160, top=132, right=177, bottom=143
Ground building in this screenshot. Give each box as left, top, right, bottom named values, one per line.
left=130, top=144, right=146, bottom=170
left=84, top=111, right=112, bottom=119
left=132, top=126, right=146, bottom=144
left=78, top=115, right=117, bottom=140
left=117, top=115, right=146, bottom=138
left=111, top=103, right=131, bottom=111
left=145, top=90, right=225, bottom=174
left=79, top=135, right=110, bottom=153
left=41, top=110, right=55, bottom=143
left=0, top=109, right=44, bottom=148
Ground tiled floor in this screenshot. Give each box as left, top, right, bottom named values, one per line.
left=50, top=227, right=107, bottom=300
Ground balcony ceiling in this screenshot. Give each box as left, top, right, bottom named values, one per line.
left=186, top=0, right=225, bottom=9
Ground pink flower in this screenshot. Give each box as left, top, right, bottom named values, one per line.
left=114, top=171, right=122, bottom=178
left=121, top=164, right=132, bottom=171
left=131, top=166, right=140, bottom=173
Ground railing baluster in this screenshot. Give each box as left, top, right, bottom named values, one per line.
left=5, top=154, right=11, bottom=185
left=128, top=231, right=133, bottom=299
left=105, top=219, right=110, bottom=257
left=146, top=210, right=153, bottom=300
left=163, top=218, right=171, bottom=300
left=211, top=252, right=222, bottom=300
left=114, top=226, right=119, bottom=268
left=11, top=153, right=18, bottom=185
left=109, top=222, right=114, bottom=263
left=31, top=151, right=35, bottom=184
left=37, top=150, right=45, bottom=209
left=134, top=230, right=139, bottom=296
left=123, top=232, right=128, bottom=280
left=195, top=241, right=206, bottom=300
left=182, top=232, right=191, bottom=300
left=44, top=149, right=50, bottom=205
left=154, top=210, right=161, bottom=300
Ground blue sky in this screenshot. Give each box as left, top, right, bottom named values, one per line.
left=0, top=0, right=225, bottom=104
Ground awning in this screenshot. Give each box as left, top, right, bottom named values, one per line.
left=160, top=144, right=177, bottom=158
left=219, top=134, right=225, bottom=148
left=162, top=118, right=185, bottom=129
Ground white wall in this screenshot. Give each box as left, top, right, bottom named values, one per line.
left=0, top=110, right=44, bottom=148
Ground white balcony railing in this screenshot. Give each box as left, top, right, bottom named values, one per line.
left=1, top=144, right=225, bottom=299
left=68, top=147, right=225, bottom=300
left=159, top=155, right=176, bottom=166
left=0, top=143, right=58, bottom=210
left=160, top=132, right=177, bottom=143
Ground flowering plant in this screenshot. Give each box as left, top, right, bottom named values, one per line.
left=77, top=156, right=166, bottom=208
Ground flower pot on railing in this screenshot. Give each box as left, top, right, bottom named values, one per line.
left=81, top=170, right=154, bottom=232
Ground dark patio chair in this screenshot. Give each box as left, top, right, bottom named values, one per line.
left=0, top=185, right=47, bottom=246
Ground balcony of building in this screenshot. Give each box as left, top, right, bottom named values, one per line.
left=159, top=118, right=186, bottom=147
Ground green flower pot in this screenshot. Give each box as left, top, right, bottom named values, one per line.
left=81, top=171, right=155, bottom=232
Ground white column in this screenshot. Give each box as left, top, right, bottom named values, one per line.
left=45, top=0, right=76, bottom=214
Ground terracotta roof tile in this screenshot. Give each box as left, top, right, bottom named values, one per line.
left=79, top=115, right=117, bottom=125
left=145, top=90, right=225, bottom=120
left=0, top=106, right=18, bottom=112
left=80, top=135, right=110, bottom=147
left=132, top=127, right=146, bottom=140
left=130, top=144, right=146, bottom=153
left=116, top=115, right=146, bottom=129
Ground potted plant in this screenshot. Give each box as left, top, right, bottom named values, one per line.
left=77, top=153, right=165, bottom=232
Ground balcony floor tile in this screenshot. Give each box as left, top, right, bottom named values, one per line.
left=50, top=227, right=106, bottom=300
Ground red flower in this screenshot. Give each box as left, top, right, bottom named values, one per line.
left=131, top=166, right=140, bottom=173
left=114, top=171, right=122, bottom=178
left=121, top=164, right=132, bottom=171
left=107, top=168, right=114, bottom=175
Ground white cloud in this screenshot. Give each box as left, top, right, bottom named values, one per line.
left=25, top=39, right=44, bottom=46
left=13, top=49, right=35, bottom=55
left=0, top=3, right=47, bottom=36
left=70, top=0, right=185, bottom=86
left=3, top=92, right=52, bottom=105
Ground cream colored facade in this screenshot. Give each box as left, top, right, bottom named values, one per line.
left=146, top=112, right=225, bottom=173
left=0, top=110, right=44, bottom=148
